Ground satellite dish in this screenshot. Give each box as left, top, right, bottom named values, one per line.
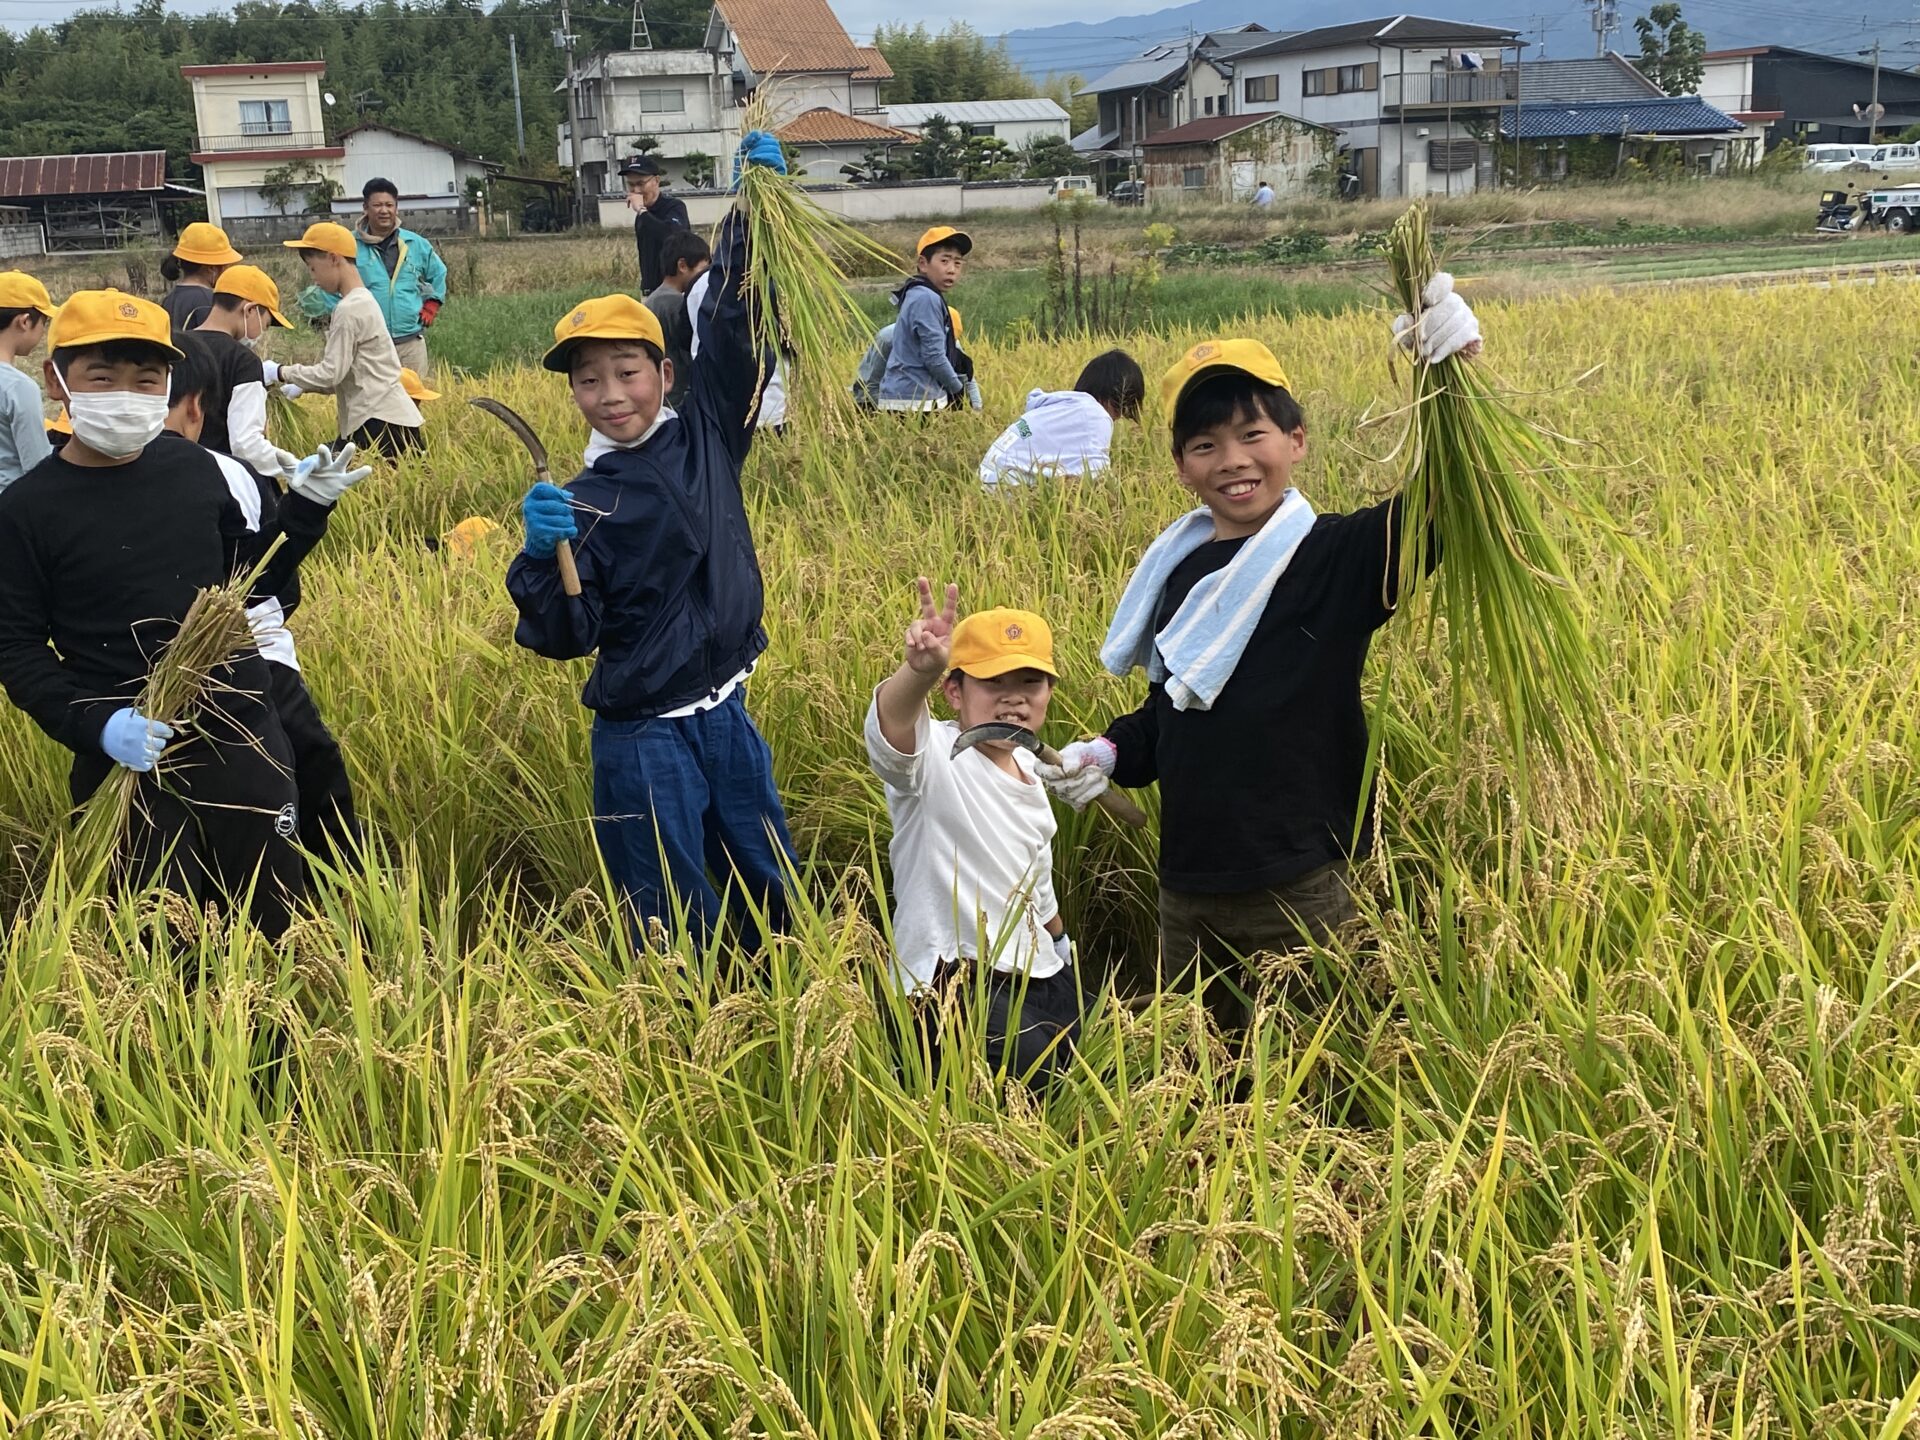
left=323, top=91, right=336, bottom=106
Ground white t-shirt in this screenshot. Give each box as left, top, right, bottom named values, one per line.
left=978, top=390, right=1114, bottom=489
left=687, top=271, right=786, bottom=428
left=865, top=692, right=1062, bottom=992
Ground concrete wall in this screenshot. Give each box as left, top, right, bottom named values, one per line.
left=0, top=218, right=44, bottom=259
left=596, top=178, right=1054, bottom=229
left=342, top=129, right=462, bottom=199
left=189, top=70, right=329, bottom=149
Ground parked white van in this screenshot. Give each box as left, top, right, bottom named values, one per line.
left=1804, top=143, right=1876, bottom=171
left=1868, top=143, right=1920, bottom=170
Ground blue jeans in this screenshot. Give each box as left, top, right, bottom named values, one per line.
left=590, top=692, right=796, bottom=946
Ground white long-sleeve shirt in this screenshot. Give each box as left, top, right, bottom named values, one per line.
left=280, top=287, right=421, bottom=437
left=978, top=390, right=1114, bottom=489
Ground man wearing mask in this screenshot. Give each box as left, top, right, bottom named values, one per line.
left=0, top=290, right=353, bottom=936
left=307, top=177, right=449, bottom=376
left=623, top=154, right=688, bottom=296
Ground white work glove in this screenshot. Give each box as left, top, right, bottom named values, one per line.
left=1035, top=736, right=1117, bottom=812
left=1051, top=932, right=1073, bottom=966
left=261, top=359, right=282, bottom=385
left=288, top=443, right=373, bottom=506
left=1393, top=271, right=1481, bottom=365
left=99, top=706, right=174, bottom=772
left=269, top=445, right=301, bottom=480
left=964, top=378, right=983, bottom=411
left=279, top=383, right=305, bottom=400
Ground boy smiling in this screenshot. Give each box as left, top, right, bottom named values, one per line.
left=1042, top=296, right=1480, bottom=1033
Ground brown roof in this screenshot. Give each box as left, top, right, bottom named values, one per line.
left=0, top=150, right=168, bottom=199
left=180, top=61, right=327, bottom=76
left=775, top=107, right=914, bottom=144
left=854, top=46, right=894, bottom=81
left=716, top=0, right=867, bottom=75
left=1140, top=112, right=1330, bottom=148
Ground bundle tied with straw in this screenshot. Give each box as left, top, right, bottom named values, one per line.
left=70, top=558, right=277, bottom=880
left=729, top=87, right=904, bottom=433
left=1380, top=204, right=1597, bottom=796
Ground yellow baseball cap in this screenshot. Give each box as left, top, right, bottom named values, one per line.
left=46, top=405, right=71, bottom=437
left=948, top=306, right=963, bottom=339
left=542, top=294, right=665, bottom=372
left=439, top=515, right=500, bottom=559
left=950, top=607, right=1056, bottom=680
left=917, top=225, right=972, bottom=257
left=0, top=271, right=54, bottom=318
left=282, top=222, right=360, bottom=259
left=48, top=288, right=182, bottom=358
left=1160, top=338, right=1292, bottom=420
left=173, top=222, right=243, bottom=267
left=399, top=367, right=440, bottom=402
left=212, top=265, right=292, bottom=328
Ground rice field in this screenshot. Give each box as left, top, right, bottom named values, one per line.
left=0, top=269, right=1917, bottom=1437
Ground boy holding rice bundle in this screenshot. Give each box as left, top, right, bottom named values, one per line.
left=1039, top=290, right=1481, bottom=1035
left=507, top=131, right=797, bottom=948
left=867, top=580, right=1080, bottom=1083
left=0, top=291, right=307, bottom=934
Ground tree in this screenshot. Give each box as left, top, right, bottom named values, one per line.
left=260, top=159, right=342, bottom=216
left=681, top=151, right=717, bottom=189
left=1021, top=134, right=1081, bottom=181
left=902, top=115, right=968, bottom=179
left=1632, top=3, right=1706, bottom=97
left=872, top=23, right=1037, bottom=106
left=962, top=134, right=1015, bottom=180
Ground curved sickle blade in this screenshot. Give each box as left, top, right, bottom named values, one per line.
left=950, top=722, right=1041, bottom=758
left=469, top=395, right=579, bottom=596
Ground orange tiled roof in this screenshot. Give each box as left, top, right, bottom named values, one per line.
left=775, top=107, right=915, bottom=144
left=853, top=46, right=894, bottom=81
left=716, top=0, right=868, bottom=76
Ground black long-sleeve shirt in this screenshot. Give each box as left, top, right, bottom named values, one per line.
left=0, top=434, right=266, bottom=757
left=634, top=192, right=690, bottom=294
left=1105, top=495, right=1428, bottom=895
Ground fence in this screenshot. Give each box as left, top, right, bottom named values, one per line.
left=0, top=207, right=44, bottom=259
left=1382, top=71, right=1518, bottom=108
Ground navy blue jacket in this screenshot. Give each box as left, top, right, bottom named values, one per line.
left=507, top=210, right=767, bottom=719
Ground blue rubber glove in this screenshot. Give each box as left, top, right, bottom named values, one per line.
left=732, top=129, right=787, bottom=185
left=100, top=706, right=174, bottom=772
left=521, top=481, right=577, bottom=559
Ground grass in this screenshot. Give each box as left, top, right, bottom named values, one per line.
left=1, top=261, right=1919, bottom=1434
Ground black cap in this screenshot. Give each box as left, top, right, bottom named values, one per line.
left=619, top=154, right=664, bottom=177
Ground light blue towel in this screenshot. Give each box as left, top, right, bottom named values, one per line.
left=1100, top=489, right=1318, bottom=711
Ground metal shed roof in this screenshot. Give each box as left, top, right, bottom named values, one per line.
left=887, top=99, right=1071, bottom=127
left=1515, top=53, right=1663, bottom=105
left=0, top=151, right=168, bottom=200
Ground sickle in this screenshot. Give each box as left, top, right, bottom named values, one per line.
left=470, top=396, right=581, bottom=597
left=950, top=723, right=1148, bottom=829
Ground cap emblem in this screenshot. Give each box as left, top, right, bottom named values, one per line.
left=1005, top=623, right=1023, bottom=641
left=119, top=302, right=139, bottom=319
left=571, top=309, right=587, bottom=328
left=1189, top=342, right=1216, bottom=363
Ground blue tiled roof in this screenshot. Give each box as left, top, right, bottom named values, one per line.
left=1500, top=97, right=1742, bottom=139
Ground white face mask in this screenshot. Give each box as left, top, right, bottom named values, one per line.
left=239, top=307, right=266, bottom=352
left=55, top=368, right=170, bottom=459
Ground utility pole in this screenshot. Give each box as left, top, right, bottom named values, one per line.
left=557, top=0, right=584, bottom=226
left=1864, top=39, right=1883, bottom=145
left=1184, top=23, right=1196, bottom=126
left=509, top=31, right=527, bottom=164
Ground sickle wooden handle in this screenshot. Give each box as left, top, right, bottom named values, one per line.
left=1035, top=741, right=1150, bottom=829
left=555, top=541, right=581, bottom=598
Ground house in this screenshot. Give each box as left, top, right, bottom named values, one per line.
left=706, top=0, right=883, bottom=122
left=182, top=61, right=345, bottom=236
left=1699, top=46, right=1919, bottom=150
left=886, top=100, right=1072, bottom=150
left=1073, top=26, right=1281, bottom=186
left=775, top=108, right=916, bottom=182
left=1500, top=95, right=1745, bottom=176
left=0, top=151, right=172, bottom=253
left=567, top=47, right=735, bottom=194
left=1230, top=16, right=1523, bottom=198
left=326, top=124, right=500, bottom=234
left=1139, top=112, right=1335, bottom=203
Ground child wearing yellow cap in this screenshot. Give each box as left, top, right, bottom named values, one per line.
left=876, top=226, right=977, bottom=412
left=867, top=580, right=1080, bottom=1083
left=507, top=131, right=797, bottom=950
left=0, top=270, right=56, bottom=491
left=160, top=222, right=244, bottom=331
left=0, top=290, right=305, bottom=936
left=190, top=264, right=304, bottom=481
left=267, top=221, right=422, bottom=457
left=1041, top=301, right=1483, bottom=1037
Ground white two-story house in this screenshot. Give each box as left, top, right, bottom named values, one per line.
left=1230, top=16, right=1522, bottom=198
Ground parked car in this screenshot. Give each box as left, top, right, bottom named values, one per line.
left=1867, top=143, right=1920, bottom=170
left=1862, top=182, right=1920, bottom=231
left=1052, top=175, right=1095, bottom=199
left=1804, top=143, right=1877, bottom=172
left=1108, top=180, right=1146, bottom=206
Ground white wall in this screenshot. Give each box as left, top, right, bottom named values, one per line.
left=189, top=70, right=329, bottom=148
left=596, top=179, right=1054, bottom=229
left=343, top=130, right=460, bottom=199
left=1697, top=57, right=1755, bottom=115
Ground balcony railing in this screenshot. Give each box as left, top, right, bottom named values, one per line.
left=194, top=129, right=334, bottom=154
left=1382, top=71, right=1517, bottom=108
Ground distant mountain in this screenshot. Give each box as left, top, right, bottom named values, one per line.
left=999, top=0, right=1917, bottom=82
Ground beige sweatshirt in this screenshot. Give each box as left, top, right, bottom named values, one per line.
left=282, top=287, right=423, bottom=436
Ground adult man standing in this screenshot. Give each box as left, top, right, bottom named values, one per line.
left=310, top=177, right=449, bottom=375
left=623, top=154, right=688, bottom=296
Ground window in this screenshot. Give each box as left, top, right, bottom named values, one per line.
left=1338, top=64, right=1369, bottom=91
left=1244, top=74, right=1279, bottom=103
left=1204, top=96, right=1215, bottom=115
left=238, top=99, right=291, bottom=135
left=637, top=87, right=684, bottom=113
left=1182, top=165, right=1207, bottom=188
left=1157, top=96, right=1169, bottom=117
left=1303, top=69, right=1326, bottom=97
left=1304, top=64, right=1376, bottom=97
left=965, top=122, right=996, bottom=136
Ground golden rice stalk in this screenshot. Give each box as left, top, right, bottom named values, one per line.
left=1380, top=203, right=1599, bottom=797
left=728, top=86, right=904, bottom=434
